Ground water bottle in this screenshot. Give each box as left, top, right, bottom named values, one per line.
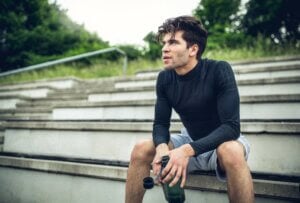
left=161, top=155, right=185, bottom=203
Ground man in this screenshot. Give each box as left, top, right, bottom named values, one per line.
left=125, top=16, right=254, bottom=203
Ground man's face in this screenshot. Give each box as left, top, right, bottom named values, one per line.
left=161, top=31, right=190, bottom=70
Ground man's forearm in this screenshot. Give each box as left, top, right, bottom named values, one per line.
left=180, top=144, right=195, bottom=157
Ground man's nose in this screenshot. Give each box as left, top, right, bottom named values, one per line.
left=162, top=44, right=170, bottom=52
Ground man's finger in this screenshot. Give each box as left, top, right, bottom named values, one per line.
left=180, top=167, right=187, bottom=188
left=163, top=165, right=177, bottom=183
left=169, top=167, right=182, bottom=187
left=161, top=161, right=172, bottom=178
left=153, top=164, right=161, bottom=176
left=155, top=159, right=162, bottom=164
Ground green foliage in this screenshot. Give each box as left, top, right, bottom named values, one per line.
left=193, top=0, right=242, bottom=49
left=0, top=0, right=109, bottom=72
left=143, top=32, right=162, bottom=60
left=242, top=0, right=300, bottom=44
left=194, top=0, right=299, bottom=50
left=117, top=45, right=142, bottom=61
left=194, top=0, right=241, bottom=28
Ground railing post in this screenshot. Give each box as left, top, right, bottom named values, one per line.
left=113, top=47, right=127, bottom=77
left=123, top=55, right=128, bottom=77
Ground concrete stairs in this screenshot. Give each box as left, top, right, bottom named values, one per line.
left=0, top=156, right=299, bottom=202
left=0, top=122, right=4, bottom=152
left=0, top=57, right=299, bottom=202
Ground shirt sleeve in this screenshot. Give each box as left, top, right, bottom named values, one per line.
left=190, top=61, right=240, bottom=155
left=152, top=71, right=172, bottom=147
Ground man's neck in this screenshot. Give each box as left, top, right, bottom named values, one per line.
left=175, top=58, right=198, bottom=75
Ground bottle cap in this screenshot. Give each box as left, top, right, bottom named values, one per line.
left=143, top=177, right=154, bottom=189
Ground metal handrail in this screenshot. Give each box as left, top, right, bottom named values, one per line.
left=0, top=47, right=128, bottom=77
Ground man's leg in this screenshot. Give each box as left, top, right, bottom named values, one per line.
left=125, top=140, right=156, bottom=203
left=217, top=141, right=254, bottom=203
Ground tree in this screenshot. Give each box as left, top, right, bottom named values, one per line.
left=194, top=0, right=241, bottom=30
left=242, top=0, right=300, bottom=43
left=117, top=45, right=142, bottom=61
left=193, top=0, right=243, bottom=49
left=0, top=0, right=109, bottom=72
left=143, top=32, right=162, bottom=60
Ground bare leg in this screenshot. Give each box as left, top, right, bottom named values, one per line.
left=217, top=141, right=254, bottom=203
left=125, top=140, right=156, bottom=203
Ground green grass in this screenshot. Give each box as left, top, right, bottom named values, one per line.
left=1, top=44, right=299, bottom=85
left=0, top=59, right=163, bottom=85
left=204, top=46, right=299, bottom=61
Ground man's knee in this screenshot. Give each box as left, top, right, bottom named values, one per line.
left=217, top=140, right=246, bottom=171
left=130, top=140, right=155, bottom=163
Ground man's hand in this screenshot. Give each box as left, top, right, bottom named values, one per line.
left=161, top=144, right=195, bottom=188
left=152, top=143, right=169, bottom=178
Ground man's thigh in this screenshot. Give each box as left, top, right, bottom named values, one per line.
left=170, top=130, right=250, bottom=182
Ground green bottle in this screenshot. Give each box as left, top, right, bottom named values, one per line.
left=161, top=155, right=185, bottom=203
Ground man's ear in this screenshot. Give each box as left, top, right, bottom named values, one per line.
left=189, top=44, right=199, bottom=57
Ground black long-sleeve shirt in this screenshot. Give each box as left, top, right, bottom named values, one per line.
left=152, top=58, right=240, bottom=156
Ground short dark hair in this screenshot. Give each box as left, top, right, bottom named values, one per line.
left=157, top=16, right=208, bottom=59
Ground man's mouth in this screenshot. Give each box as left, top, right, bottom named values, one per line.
left=162, top=56, right=171, bottom=60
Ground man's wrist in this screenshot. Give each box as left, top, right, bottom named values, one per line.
left=180, top=144, right=195, bottom=157
left=156, top=143, right=169, bottom=153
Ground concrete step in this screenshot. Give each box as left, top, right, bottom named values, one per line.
left=136, top=68, right=300, bottom=81
left=45, top=77, right=117, bottom=96
left=0, top=122, right=4, bottom=152
left=44, top=94, right=88, bottom=100
left=90, top=83, right=300, bottom=99
left=2, top=121, right=299, bottom=175
left=16, top=99, right=88, bottom=108
left=0, top=107, right=53, bottom=114
left=18, top=82, right=300, bottom=106
left=15, top=95, right=87, bottom=105
left=48, top=96, right=300, bottom=120
left=238, top=82, right=300, bottom=96
left=0, top=98, right=27, bottom=110
left=0, top=114, right=51, bottom=121
left=235, top=69, right=300, bottom=80
left=0, top=87, right=53, bottom=98
left=232, top=59, right=300, bottom=73
left=228, top=55, right=300, bottom=65
left=0, top=77, right=81, bottom=91
left=3, top=121, right=299, bottom=134
left=11, top=93, right=300, bottom=109
left=0, top=78, right=85, bottom=106
left=115, top=75, right=300, bottom=90
left=0, top=156, right=298, bottom=202
left=0, top=95, right=300, bottom=120
left=135, top=59, right=300, bottom=78
left=0, top=133, right=3, bottom=144
left=1, top=98, right=299, bottom=121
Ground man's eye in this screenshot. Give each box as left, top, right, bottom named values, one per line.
left=169, top=40, right=178, bottom=45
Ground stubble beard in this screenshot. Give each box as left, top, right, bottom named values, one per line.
left=163, top=50, right=190, bottom=70
left=163, top=59, right=189, bottom=70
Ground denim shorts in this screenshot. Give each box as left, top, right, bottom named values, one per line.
left=170, top=128, right=250, bottom=182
